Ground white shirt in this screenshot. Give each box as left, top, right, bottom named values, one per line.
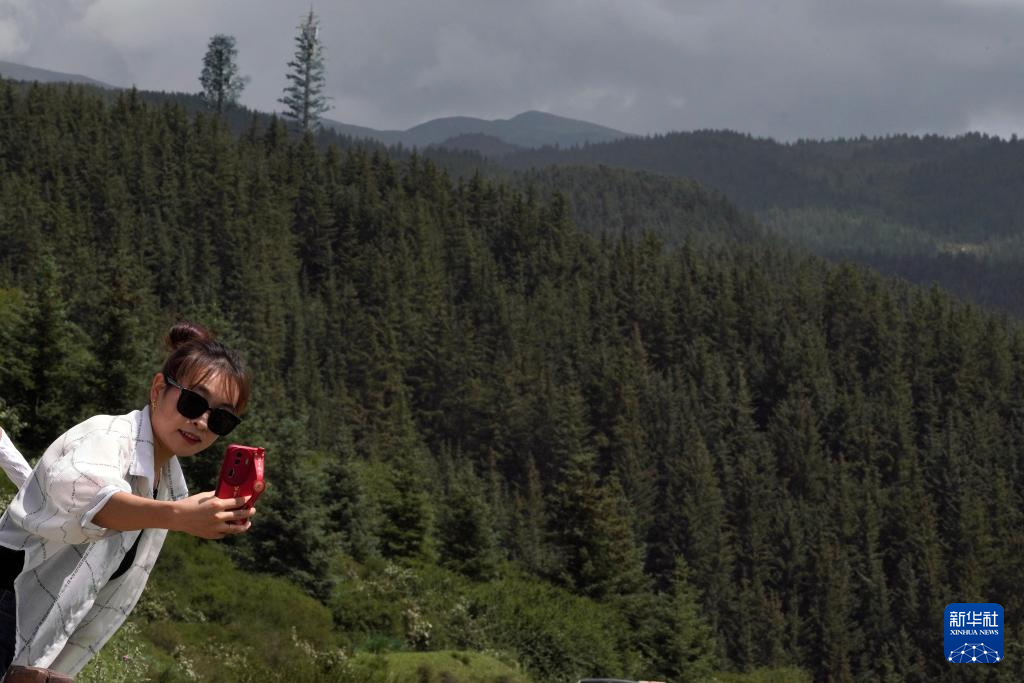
left=0, top=407, right=188, bottom=675
left=0, top=428, right=32, bottom=489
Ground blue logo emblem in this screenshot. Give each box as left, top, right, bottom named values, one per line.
left=945, top=603, right=1003, bottom=663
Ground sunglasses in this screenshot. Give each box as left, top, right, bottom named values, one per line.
left=164, top=375, right=242, bottom=436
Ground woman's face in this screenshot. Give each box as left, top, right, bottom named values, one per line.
left=149, top=368, right=241, bottom=458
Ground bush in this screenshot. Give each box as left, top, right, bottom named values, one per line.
left=468, top=576, right=631, bottom=682
left=148, top=534, right=336, bottom=647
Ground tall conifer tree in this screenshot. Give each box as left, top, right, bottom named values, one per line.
left=199, top=34, right=247, bottom=115
left=280, top=10, right=332, bottom=131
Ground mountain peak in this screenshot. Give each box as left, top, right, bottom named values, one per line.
left=325, top=110, right=631, bottom=150
left=510, top=110, right=552, bottom=120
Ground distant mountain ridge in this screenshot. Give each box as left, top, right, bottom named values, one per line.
left=0, top=59, right=115, bottom=89
left=495, top=127, right=1024, bottom=321
left=0, top=59, right=628, bottom=151
left=502, top=129, right=1024, bottom=240
left=323, top=110, right=633, bottom=150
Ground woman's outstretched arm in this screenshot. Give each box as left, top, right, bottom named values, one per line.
left=92, top=491, right=255, bottom=539
left=0, top=427, right=32, bottom=489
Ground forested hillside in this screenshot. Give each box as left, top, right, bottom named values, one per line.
left=501, top=130, right=1024, bottom=318
left=2, top=79, right=1024, bottom=682
left=504, top=130, right=1024, bottom=239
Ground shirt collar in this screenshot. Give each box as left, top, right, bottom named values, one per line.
left=135, top=405, right=190, bottom=501
left=129, top=407, right=157, bottom=487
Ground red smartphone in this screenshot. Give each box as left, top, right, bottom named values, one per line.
left=215, top=444, right=265, bottom=513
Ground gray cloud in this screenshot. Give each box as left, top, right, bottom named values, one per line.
left=1, top=0, right=1023, bottom=140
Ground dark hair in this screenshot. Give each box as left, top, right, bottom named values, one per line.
left=161, top=321, right=251, bottom=414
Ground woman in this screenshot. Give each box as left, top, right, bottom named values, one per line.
left=0, top=321, right=257, bottom=681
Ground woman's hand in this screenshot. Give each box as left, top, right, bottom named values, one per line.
left=171, top=491, right=256, bottom=539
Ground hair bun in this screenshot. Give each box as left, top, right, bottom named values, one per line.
left=166, top=321, right=213, bottom=351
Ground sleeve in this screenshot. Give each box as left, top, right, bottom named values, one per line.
left=10, top=428, right=132, bottom=544
left=0, top=427, right=33, bottom=489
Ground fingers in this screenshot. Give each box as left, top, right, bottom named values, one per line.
left=187, top=492, right=255, bottom=540
left=216, top=519, right=251, bottom=539
left=214, top=506, right=255, bottom=521
left=198, top=493, right=250, bottom=509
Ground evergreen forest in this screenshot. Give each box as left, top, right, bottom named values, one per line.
left=499, top=130, right=1024, bottom=320
left=2, top=79, right=1024, bottom=683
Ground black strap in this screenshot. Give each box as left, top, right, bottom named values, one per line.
left=110, top=488, right=156, bottom=581
left=109, top=532, right=143, bottom=581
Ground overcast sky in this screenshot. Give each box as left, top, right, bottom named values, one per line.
left=2, top=0, right=1024, bottom=141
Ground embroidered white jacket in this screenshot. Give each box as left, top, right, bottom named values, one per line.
left=0, top=407, right=188, bottom=675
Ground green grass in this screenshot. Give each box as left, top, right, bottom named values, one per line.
left=348, top=650, right=530, bottom=683
left=709, top=667, right=813, bottom=683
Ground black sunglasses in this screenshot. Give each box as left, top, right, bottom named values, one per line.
left=164, top=375, right=242, bottom=436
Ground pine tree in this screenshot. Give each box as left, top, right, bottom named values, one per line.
left=547, top=387, right=647, bottom=599
left=199, top=34, right=247, bottom=115
left=438, top=465, right=499, bottom=579
left=0, top=287, right=31, bottom=415
left=324, top=455, right=379, bottom=561
left=234, top=415, right=336, bottom=600
left=279, top=10, right=332, bottom=131
left=510, top=455, right=554, bottom=575
left=652, top=558, right=721, bottom=682
left=23, top=255, right=97, bottom=452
